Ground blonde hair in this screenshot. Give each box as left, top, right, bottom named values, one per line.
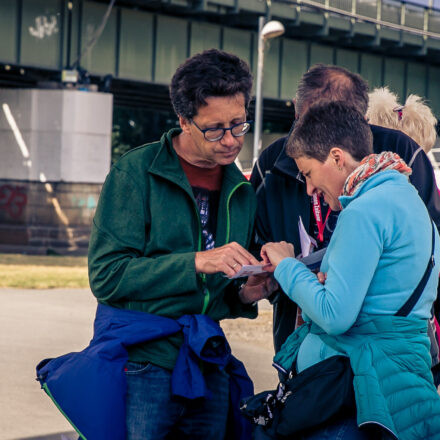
left=366, top=87, right=438, bottom=153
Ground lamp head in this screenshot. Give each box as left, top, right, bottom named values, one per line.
left=261, top=20, right=285, bottom=40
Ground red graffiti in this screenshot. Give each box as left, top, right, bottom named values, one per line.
left=0, top=185, right=28, bottom=219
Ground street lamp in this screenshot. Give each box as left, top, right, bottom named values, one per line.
left=252, top=18, right=285, bottom=166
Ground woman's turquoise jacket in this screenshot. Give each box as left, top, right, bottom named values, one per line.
left=274, top=316, right=440, bottom=439
left=272, top=170, right=440, bottom=439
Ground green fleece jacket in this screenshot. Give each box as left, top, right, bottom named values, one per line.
left=88, top=128, right=257, bottom=369
left=274, top=317, right=440, bottom=439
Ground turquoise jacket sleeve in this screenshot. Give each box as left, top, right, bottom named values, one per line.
left=274, top=204, right=383, bottom=335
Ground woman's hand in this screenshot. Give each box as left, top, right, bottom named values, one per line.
left=260, top=241, right=295, bottom=271
left=238, top=272, right=279, bottom=304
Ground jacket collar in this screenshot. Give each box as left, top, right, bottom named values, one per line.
left=272, top=122, right=303, bottom=182
left=339, top=170, right=407, bottom=209
left=148, top=128, right=189, bottom=189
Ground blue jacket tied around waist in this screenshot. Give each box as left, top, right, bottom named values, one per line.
left=36, top=304, right=254, bottom=440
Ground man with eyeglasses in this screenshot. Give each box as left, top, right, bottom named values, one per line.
left=88, top=49, right=277, bottom=439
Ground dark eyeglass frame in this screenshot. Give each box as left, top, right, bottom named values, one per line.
left=191, top=119, right=253, bottom=142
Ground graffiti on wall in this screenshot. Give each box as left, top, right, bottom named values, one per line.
left=0, top=185, right=28, bottom=219
left=29, top=15, right=59, bottom=39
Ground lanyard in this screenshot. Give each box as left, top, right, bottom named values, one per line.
left=312, top=193, right=331, bottom=243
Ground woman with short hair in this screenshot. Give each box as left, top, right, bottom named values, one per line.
left=261, top=101, right=440, bottom=439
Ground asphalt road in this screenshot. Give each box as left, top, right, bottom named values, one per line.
left=0, top=289, right=277, bottom=440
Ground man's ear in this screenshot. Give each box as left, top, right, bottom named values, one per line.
left=179, top=115, right=191, bottom=134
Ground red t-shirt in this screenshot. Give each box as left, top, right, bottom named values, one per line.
left=178, top=155, right=223, bottom=191
left=178, top=155, right=223, bottom=250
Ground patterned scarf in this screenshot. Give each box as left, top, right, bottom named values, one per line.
left=343, top=151, right=412, bottom=197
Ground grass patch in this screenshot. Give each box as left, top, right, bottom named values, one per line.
left=0, top=254, right=87, bottom=267
left=0, top=254, right=89, bottom=289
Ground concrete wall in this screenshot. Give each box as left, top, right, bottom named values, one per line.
left=0, top=89, right=113, bottom=254
left=0, top=89, right=112, bottom=183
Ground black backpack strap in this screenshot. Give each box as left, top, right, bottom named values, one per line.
left=395, top=220, right=436, bottom=317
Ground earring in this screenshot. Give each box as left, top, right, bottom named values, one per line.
left=338, top=166, right=342, bottom=171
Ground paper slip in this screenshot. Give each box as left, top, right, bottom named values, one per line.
left=226, top=249, right=327, bottom=279
left=298, top=216, right=317, bottom=258
left=227, top=264, right=269, bottom=279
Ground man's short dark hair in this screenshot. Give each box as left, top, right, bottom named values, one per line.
left=287, top=101, right=373, bottom=162
left=295, top=64, right=369, bottom=117
left=170, top=49, right=253, bottom=120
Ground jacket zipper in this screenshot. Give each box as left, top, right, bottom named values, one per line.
left=199, top=180, right=251, bottom=315
left=42, top=383, right=87, bottom=440
left=192, top=203, right=209, bottom=314
left=225, top=181, right=249, bottom=244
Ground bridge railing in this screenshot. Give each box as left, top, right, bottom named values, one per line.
left=288, top=0, right=440, bottom=38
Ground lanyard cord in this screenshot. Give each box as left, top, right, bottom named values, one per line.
left=312, top=193, right=331, bottom=243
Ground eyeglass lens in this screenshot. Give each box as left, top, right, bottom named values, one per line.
left=204, top=122, right=251, bottom=141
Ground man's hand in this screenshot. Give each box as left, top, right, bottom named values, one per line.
left=260, top=241, right=295, bottom=271
left=195, top=242, right=260, bottom=278
left=238, top=273, right=279, bottom=304
left=317, top=272, right=327, bottom=284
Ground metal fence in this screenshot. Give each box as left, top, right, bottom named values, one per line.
left=293, top=0, right=440, bottom=38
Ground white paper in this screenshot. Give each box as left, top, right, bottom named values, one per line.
left=298, top=216, right=317, bottom=258
left=227, top=264, right=269, bottom=279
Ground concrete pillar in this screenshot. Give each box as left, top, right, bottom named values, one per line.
left=0, top=88, right=113, bottom=254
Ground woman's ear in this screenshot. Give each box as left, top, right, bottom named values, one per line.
left=329, top=147, right=344, bottom=170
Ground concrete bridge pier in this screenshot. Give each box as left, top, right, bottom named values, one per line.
left=0, top=88, right=112, bottom=255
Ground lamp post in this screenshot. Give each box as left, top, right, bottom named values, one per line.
left=252, top=17, right=285, bottom=166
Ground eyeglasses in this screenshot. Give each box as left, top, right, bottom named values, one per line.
left=191, top=120, right=252, bottom=142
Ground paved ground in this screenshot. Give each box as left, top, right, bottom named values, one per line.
left=0, top=289, right=277, bottom=440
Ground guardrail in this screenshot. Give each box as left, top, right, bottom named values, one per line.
left=281, top=0, right=440, bottom=40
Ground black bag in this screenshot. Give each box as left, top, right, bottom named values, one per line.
left=276, top=355, right=355, bottom=436
left=241, top=355, right=355, bottom=437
